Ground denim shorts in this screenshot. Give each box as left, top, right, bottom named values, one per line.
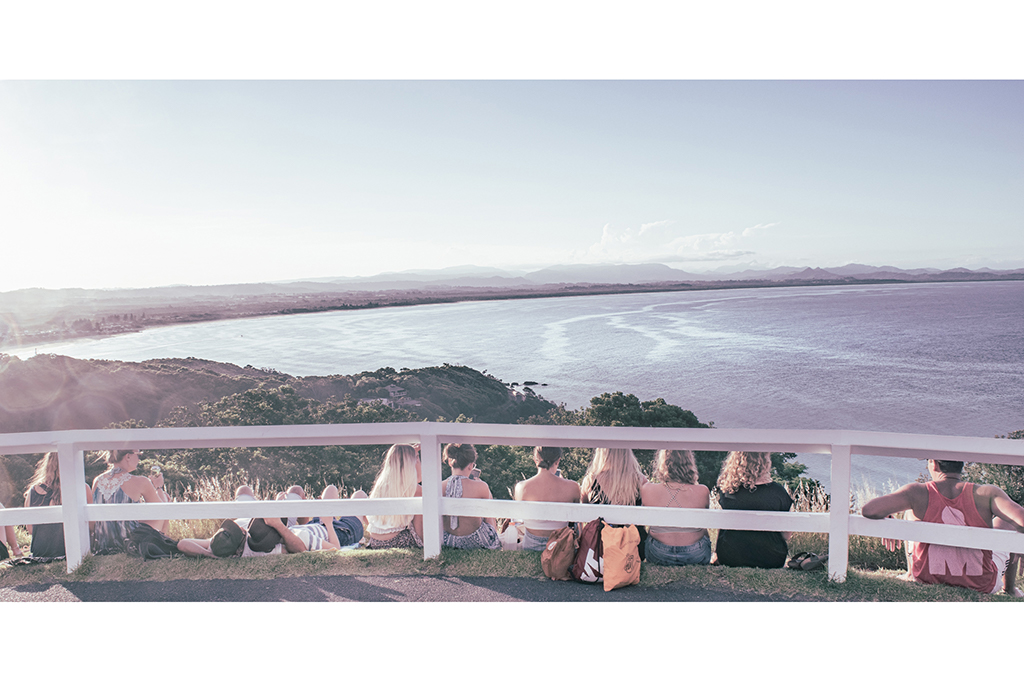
left=310, top=516, right=364, bottom=548
left=644, top=534, right=712, bottom=566
left=522, top=529, right=549, bottom=552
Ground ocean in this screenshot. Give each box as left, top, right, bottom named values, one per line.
left=11, top=280, right=1024, bottom=493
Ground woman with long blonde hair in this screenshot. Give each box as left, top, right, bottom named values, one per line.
left=713, top=451, right=793, bottom=568
left=640, top=449, right=711, bottom=565
left=365, top=444, right=424, bottom=549
left=580, top=447, right=649, bottom=558
left=23, top=452, right=92, bottom=558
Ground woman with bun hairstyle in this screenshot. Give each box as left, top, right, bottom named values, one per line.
left=712, top=451, right=793, bottom=568
left=640, top=449, right=711, bottom=566
left=23, top=452, right=93, bottom=558
left=579, top=447, right=649, bottom=559
left=365, top=444, right=424, bottom=549
left=514, top=446, right=581, bottom=551
left=90, top=449, right=167, bottom=554
left=441, top=443, right=500, bottom=550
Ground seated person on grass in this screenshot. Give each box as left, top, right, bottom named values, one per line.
left=441, top=443, right=500, bottom=550
left=862, top=459, right=1023, bottom=596
left=177, top=484, right=366, bottom=558
left=1, top=503, right=24, bottom=560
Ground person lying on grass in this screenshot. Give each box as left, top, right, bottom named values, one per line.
left=177, top=484, right=366, bottom=558
left=862, top=458, right=1023, bottom=596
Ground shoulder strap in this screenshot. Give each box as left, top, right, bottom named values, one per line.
left=37, top=484, right=56, bottom=506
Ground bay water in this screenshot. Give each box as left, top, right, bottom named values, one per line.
left=11, top=281, right=1024, bottom=493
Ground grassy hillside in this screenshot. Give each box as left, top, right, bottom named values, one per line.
left=0, top=354, right=558, bottom=506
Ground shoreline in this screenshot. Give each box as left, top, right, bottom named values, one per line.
left=4, top=275, right=1022, bottom=354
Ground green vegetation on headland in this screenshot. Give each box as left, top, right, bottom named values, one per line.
left=0, top=352, right=811, bottom=508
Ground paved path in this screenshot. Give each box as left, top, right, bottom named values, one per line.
left=0, top=575, right=805, bottom=602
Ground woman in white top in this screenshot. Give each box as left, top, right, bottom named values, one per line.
left=640, top=449, right=712, bottom=565
left=513, top=446, right=581, bottom=551
left=365, top=444, right=424, bottom=549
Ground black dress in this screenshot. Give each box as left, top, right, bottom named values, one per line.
left=714, top=482, right=793, bottom=569
left=28, top=485, right=66, bottom=558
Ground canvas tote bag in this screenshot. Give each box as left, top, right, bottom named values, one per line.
left=601, top=523, right=641, bottom=591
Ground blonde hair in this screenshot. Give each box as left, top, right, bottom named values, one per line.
left=580, top=448, right=646, bottom=506
left=368, top=444, right=420, bottom=531
left=25, top=452, right=61, bottom=505
left=654, top=449, right=699, bottom=486
left=716, top=451, right=772, bottom=495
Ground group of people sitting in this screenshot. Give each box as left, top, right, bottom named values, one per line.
left=515, top=445, right=792, bottom=568
left=4, top=442, right=1022, bottom=596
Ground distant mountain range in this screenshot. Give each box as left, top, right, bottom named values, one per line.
left=5, top=262, right=1024, bottom=303
left=288, top=262, right=1024, bottom=288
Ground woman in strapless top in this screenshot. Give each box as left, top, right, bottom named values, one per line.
left=640, top=449, right=712, bottom=566
left=513, top=446, right=581, bottom=551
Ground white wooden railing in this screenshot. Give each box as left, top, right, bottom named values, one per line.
left=2, top=423, right=1023, bottom=583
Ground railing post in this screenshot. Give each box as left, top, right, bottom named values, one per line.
left=57, top=442, right=90, bottom=573
left=420, top=433, right=442, bottom=559
left=827, top=443, right=852, bottom=582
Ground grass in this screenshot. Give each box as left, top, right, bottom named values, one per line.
left=1, top=546, right=1018, bottom=602
left=2, top=477, right=1018, bottom=601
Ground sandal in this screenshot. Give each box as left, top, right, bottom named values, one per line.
left=799, top=553, right=828, bottom=571
left=786, top=551, right=812, bottom=569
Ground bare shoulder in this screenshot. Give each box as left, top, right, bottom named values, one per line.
left=513, top=479, right=526, bottom=500
left=465, top=478, right=492, bottom=499
left=640, top=481, right=660, bottom=501
left=974, top=483, right=1008, bottom=499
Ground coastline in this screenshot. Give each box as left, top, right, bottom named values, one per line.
left=4, top=274, right=1022, bottom=353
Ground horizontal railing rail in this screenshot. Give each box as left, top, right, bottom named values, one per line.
left=1, top=423, right=1022, bottom=582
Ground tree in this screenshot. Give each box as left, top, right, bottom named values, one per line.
left=964, top=430, right=1024, bottom=505
left=149, top=386, right=418, bottom=494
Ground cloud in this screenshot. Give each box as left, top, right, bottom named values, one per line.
left=742, top=222, right=778, bottom=237
left=577, top=221, right=776, bottom=264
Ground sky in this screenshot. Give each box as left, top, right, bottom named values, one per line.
left=1, top=17, right=1022, bottom=292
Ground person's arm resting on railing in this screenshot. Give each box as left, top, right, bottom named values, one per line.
left=862, top=483, right=929, bottom=552
left=987, top=487, right=1024, bottom=531
left=862, top=484, right=927, bottom=520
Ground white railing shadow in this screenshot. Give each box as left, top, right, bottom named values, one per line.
left=2, top=422, right=1023, bottom=583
